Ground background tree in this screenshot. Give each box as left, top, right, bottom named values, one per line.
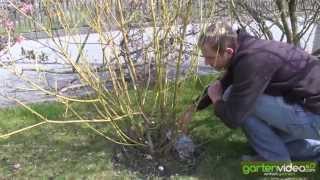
left=225, top=0, right=320, bottom=50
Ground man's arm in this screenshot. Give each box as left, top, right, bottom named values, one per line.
left=196, top=71, right=232, bottom=111
left=213, top=53, right=279, bottom=128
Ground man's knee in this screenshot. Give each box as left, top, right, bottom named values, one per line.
left=222, top=86, right=232, bottom=101
left=242, top=116, right=266, bottom=133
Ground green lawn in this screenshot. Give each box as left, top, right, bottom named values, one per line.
left=0, top=75, right=319, bottom=179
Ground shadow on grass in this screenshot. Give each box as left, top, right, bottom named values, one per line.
left=0, top=123, right=128, bottom=179
left=196, top=139, right=253, bottom=179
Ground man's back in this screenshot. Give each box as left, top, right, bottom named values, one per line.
left=234, top=32, right=320, bottom=113
left=215, top=32, right=320, bottom=128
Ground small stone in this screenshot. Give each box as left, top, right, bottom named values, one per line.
left=116, top=152, right=123, bottom=159
left=145, top=154, right=153, bottom=160
left=13, top=163, right=21, bottom=170
left=158, top=165, right=164, bottom=171
left=165, top=130, right=172, bottom=140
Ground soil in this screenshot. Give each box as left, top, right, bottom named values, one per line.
left=111, top=141, right=205, bottom=178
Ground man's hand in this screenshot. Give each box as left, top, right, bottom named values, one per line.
left=208, top=80, right=223, bottom=105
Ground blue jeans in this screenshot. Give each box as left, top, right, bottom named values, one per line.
left=242, top=94, right=320, bottom=161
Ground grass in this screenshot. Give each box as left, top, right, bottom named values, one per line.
left=0, top=103, right=137, bottom=179
left=0, top=75, right=319, bottom=179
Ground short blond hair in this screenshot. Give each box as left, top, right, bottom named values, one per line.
left=198, top=22, right=238, bottom=54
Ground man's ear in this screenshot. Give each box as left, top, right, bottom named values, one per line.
left=225, top=48, right=234, bottom=55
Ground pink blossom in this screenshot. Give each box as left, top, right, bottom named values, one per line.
left=15, top=35, right=25, bottom=44
left=3, top=20, right=15, bottom=31
left=20, top=3, right=33, bottom=15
